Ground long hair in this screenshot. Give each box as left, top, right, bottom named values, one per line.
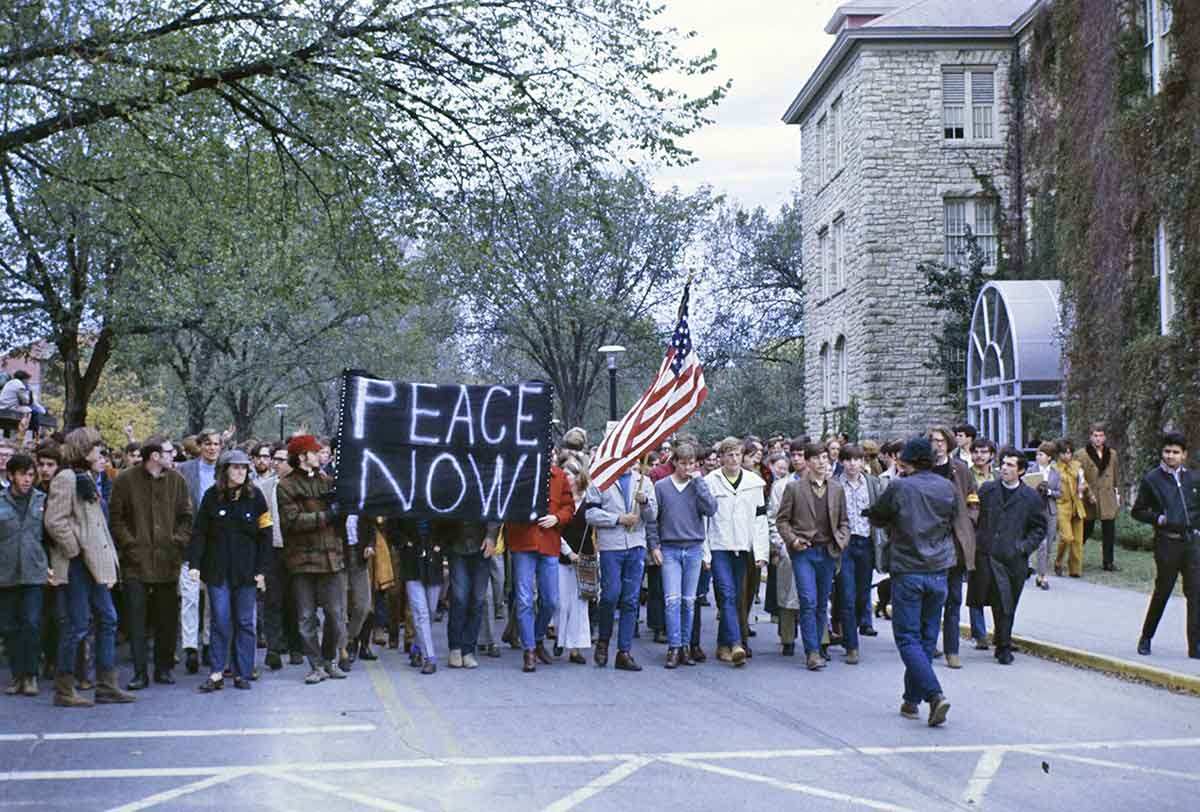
left=216, top=464, right=249, bottom=502
left=62, top=427, right=103, bottom=471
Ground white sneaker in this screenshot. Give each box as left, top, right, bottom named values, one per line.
left=462, top=653, right=479, bottom=669
left=448, top=649, right=463, bottom=668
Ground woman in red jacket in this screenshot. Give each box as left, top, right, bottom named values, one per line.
left=504, top=459, right=575, bottom=673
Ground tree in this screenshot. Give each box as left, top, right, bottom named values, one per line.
left=919, top=228, right=989, bottom=415
left=424, top=168, right=714, bottom=427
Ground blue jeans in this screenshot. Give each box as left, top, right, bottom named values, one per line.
left=57, top=558, right=117, bottom=674
left=448, top=554, right=491, bottom=655
left=406, top=581, right=441, bottom=662
left=792, top=546, right=837, bottom=655
left=709, top=550, right=746, bottom=647
left=598, top=547, right=645, bottom=652
left=661, top=544, right=703, bottom=648
left=892, top=572, right=948, bottom=704
left=942, top=565, right=965, bottom=655
left=0, top=585, right=42, bottom=679
left=208, top=582, right=256, bottom=679
left=970, top=606, right=988, bottom=642
left=512, top=551, right=559, bottom=649
left=838, top=535, right=876, bottom=650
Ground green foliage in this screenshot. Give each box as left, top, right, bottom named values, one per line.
left=1115, top=508, right=1156, bottom=553
left=837, top=396, right=861, bottom=443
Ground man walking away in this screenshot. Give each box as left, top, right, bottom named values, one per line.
left=1133, top=432, right=1200, bottom=659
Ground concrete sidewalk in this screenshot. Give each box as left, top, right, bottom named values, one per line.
left=988, top=574, right=1200, bottom=692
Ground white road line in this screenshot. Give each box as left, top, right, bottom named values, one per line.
left=105, top=771, right=247, bottom=812
left=961, top=749, right=1005, bottom=807
left=664, top=757, right=916, bottom=812
left=0, top=723, right=377, bottom=743
left=270, top=771, right=424, bottom=812
left=1022, top=748, right=1200, bottom=782
left=540, top=757, right=652, bottom=812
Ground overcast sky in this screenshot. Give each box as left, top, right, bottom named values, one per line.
left=651, top=0, right=845, bottom=213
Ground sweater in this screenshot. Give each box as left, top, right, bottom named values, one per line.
left=652, top=475, right=717, bottom=548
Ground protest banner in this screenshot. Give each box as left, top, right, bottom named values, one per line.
left=334, top=370, right=554, bottom=521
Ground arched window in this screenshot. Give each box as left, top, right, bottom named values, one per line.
left=834, top=335, right=847, bottom=406
left=819, top=342, right=831, bottom=408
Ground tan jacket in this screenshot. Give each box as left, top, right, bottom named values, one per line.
left=43, top=470, right=120, bottom=587
left=775, top=475, right=850, bottom=553
left=1080, top=446, right=1120, bottom=520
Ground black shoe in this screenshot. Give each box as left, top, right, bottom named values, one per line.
left=289, top=652, right=304, bottom=666
left=153, top=669, right=175, bottom=685
left=859, top=626, right=879, bottom=637
left=1137, top=637, right=1152, bottom=656
left=819, top=644, right=831, bottom=662
left=1103, top=563, right=1120, bottom=572
left=996, top=650, right=1014, bottom=665
left=553, top=645, right=564, bottom=658
left=266, top=651, right=283, bottom=671
left=357, top=645, right=378, bottom=662
left=184, top=648, right=199, bottom=674
left=126, top=672, right=149, bottom=691
left=338, top=656, right=353, bottom=673
left=748, top=628, right=757, bottom=638
left=697, top=596, right=710, bottom=607
left=233, top=677, right=252, bottom=690
left=197, top=677, right=223, bottom=693
left=781, top=643, right=795, bottom=657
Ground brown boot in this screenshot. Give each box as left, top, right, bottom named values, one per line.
left=95, top=670, right=135, bottom=704
left=522, top=650, right=537, bottom=673
left=806, top=652, right=826, bottom=671
left=534, top=642, right=553, bottom=665
left=664, top=647, right=680, bottom=669
left=594, top=639, right=609, bottom=667
left=53, top=674, right=93, bottom=708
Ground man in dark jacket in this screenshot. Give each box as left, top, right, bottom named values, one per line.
left=866, top=438, right=957, bottom=727
left=277, top=435, right=346, bottom=684
left=110, top=437, right=193, bottom=689
left=966, top=448, right=1048, bottom=665
left=1133, top=432, right=1200, bottom=658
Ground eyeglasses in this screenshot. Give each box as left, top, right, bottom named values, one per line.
left=273, top=456, right=288, bottom=463
left=256, top=453, right=273, bottom=460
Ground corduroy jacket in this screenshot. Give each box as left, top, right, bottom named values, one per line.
left=277, top=467, right=343, bottom=574
left=109, top=464, right=193, bottom=583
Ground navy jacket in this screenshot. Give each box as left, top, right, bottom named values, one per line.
left=1132, top=466, right=1199, bottom=537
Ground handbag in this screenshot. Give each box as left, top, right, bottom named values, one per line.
left=576, top=527, right=601, bottom=601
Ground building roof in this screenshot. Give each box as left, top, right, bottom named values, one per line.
left=824, top=4, right=900, bottom=35
left=783, top=0, right=1044, bottom=124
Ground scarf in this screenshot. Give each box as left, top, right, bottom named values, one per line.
left=75, top=471, right=99, bottom=502
left=1085, top=444, right=1111, bottom=476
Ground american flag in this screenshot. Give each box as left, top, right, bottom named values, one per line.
left=589, top=283, right=708, bottom=491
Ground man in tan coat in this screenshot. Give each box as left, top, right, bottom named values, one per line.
left=776, top=444, right=850, bottom=670
left=1080, top=422, right=1121, bottom=572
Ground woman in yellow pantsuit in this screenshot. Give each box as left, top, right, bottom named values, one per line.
left=1054, top=439, right=1088, bottom=577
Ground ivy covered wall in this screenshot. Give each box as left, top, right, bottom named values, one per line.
left=1012, top=0, right=1197, bottom=479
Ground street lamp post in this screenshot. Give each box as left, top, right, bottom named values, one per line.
left=274, top=403, right=288, bottom=443
left=598, top=345, right=626, bottom=422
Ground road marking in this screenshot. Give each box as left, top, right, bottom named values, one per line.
left=4, top=736, right=1200, bottom=783
left=0, top=735, right=37, bottom=743
left=105, top=771, right=247, bottom=812
left=961, top=749, right=1004, bottom=807
left=541, top=757, right=652, bottom=812
left=270, top=771, right=424, bottom=812
left=1022, top=748, right=1200, bottom=782
left=33, top=723, right=376, bottom=742
left=664, top=757, right=916, bottom=812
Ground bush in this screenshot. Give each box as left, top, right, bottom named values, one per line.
left=1116, top=509, right=1155, bottom=552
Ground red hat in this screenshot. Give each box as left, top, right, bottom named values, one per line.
left=287, top=435, right=322, bottom=456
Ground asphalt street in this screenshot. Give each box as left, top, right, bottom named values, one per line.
left=2, top=603, right=1199, bottom=812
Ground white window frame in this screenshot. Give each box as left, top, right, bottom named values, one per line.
left=833, top=216, right=846, bottom=291
left=1144, top=0, right=1173, bottom=95
left=815, top=115, right=827, bottom=187
left=817, top=228, right=830, bottom=300
left=944, top=197, right=998, bottom=269
left=942, top=68, right=996, bottom=142
left=834, top=335, right=847, bottom=407
left=819, top=342, right=832, bottom=408
left=1157, top=219, right=1175, bottom=335
left=831, top=96, right=844, bottom=172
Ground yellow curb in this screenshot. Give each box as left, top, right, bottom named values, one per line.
left=959, top=624, right=1200, bottom=696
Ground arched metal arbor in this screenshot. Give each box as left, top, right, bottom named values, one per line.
left=966, top=280, right=1065, bottom=451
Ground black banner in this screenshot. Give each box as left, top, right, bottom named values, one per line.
left=334, top=371, right=553, bottom=521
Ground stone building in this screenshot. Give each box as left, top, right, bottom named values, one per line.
left=782, top=0, right=1042, bottom=439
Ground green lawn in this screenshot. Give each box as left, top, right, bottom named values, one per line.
left=1076, top=534, right=1179, bottom=595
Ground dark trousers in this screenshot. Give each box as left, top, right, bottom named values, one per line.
left=1141, top=536, right=1200, bottom=653
left=991, top=604, right=1015, bottom=654
left=0, top=585, right=43, bottom=679
left=738, top=556, right=760, bottom=641
left=292, top=571, right=347, bottom=669
left=264, top=551, right=301, bottom=655
left=1084, top=518, right=1117, bottom=567
left=941, top=565, right=966, bottom=656
left=645, top=563, right=665, bottom=632
left=690, top=566, right=711, bottom=647
left=124, top=579, right=178, bottom=674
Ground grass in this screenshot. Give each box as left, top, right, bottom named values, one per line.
left=1076, top=531, right=1181, bottom=596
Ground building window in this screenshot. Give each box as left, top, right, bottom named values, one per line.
left=945, top=197, right=997, bottom=268
left=833, top=335, right=847, bottom=407
left=819, top=342, right=832, bottom=408
left=817, top=228, right=830, bottom=300
left=1157, top=219, right=1174, bottom=335
left=943, top=68, right=995, bottom=141
left=831, top=96, right=844, bottom=172
left=815, top=115, right=827, bottom=186
left=833, top=216, right=846, bottom=291
left=1144, top=0, right=1173, bottom=94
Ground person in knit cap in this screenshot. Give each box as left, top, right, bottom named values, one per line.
left=276, top=435, right=347, bottom=685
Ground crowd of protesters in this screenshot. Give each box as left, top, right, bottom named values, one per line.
left=0, top=416, right=1196, bottom=729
